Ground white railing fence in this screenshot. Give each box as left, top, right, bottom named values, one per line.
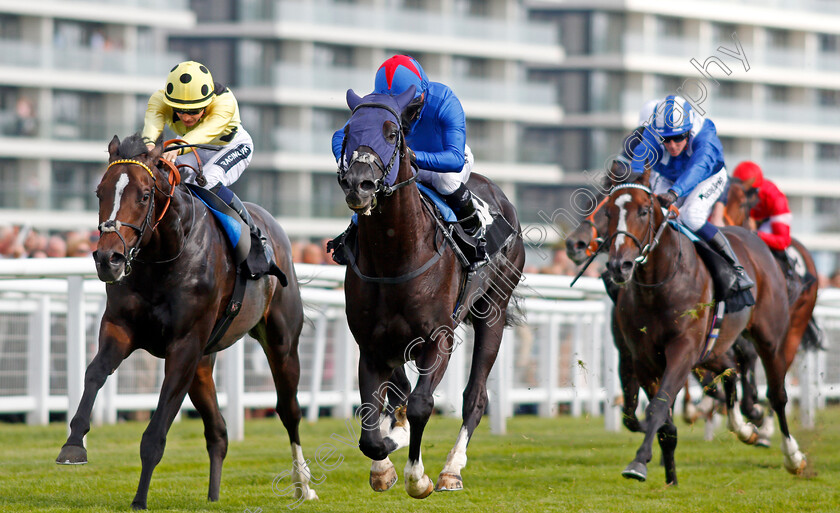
left=1, top=258, right=838, bottom=440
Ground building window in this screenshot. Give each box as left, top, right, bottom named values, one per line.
left=0, top=14, right=21, bottom=38
left=711, top=22, right=738, bottom=43
left=765, top=140, right=788, bottom=159
left=818, top=33, right=839, bottom=53
left=52, top=161, right=100, bottom=211
left=312, top=174, right=349, bottom=218
left=313, top=44, right=354, bottom=68
left=452, top=56, right=488, bottom=79
left=0, top=159, right=21, bottom=209
left=817, top=143, right=840, bottom=160
left=657, top=16, right=684, bottom=38
left=818, top=89, right=840, bottom=106
left=766, top=29, right=789, bottom=49
left=767, top=85, right=788, bottom=103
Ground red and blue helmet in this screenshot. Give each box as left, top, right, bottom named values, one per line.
left=652, top=95, right=694, bottom=137
left=374, top=55, right=428, bottom=99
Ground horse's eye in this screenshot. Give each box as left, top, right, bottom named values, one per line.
left=142, top=192, right=150, bottom=202
left=639, top=207, right=649, bottom=217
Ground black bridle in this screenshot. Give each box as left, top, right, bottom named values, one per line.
left=602, top=182, right=682, bottom=288
left=337, top=102, right=418, bottom=201
left=98, top=158, right=179, bottom=276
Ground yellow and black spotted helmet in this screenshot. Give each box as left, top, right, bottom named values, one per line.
left=163, top=61, right=215, bottom=110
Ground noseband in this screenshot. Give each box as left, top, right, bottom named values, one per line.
left=98, top=158, right=180, bottom=275
left=337, top=102, right=418, bottom=201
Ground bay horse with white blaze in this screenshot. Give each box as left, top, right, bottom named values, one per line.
left=604, top=165, right=806, bottom=484
left=336, top=88, right=524, bottom=498
left=564, top=161, right=767, bottom=440
left=56, top=135, right=318, bottom=509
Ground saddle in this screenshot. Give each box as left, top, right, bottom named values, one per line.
left=327, top=184, right=515, bottom=272
left=669, top=222, right=754, bottom=313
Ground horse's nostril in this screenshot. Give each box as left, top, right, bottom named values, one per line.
left=574, top=240, right=586, bottom=251
left=108, top=253, right=125, bottom=266
left=360, top=180, right=376, bottom=193
left=621, top=261, right=634, bottom=272
left=339, top=178, right=351, bottom=190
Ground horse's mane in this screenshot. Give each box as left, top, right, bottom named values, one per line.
left=117, top=133, right=151, bottom=160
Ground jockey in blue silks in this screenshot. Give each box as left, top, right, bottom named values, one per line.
left=331, top=55, right=483, bottom=240
left=629, top=94, right=754, bottom=292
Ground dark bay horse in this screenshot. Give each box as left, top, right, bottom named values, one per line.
left=725, top=177, right=822, bottom=367
left=56, top=135, right=318, bottom=509
left=603, top=165, right=806, bottom=484
left=336, top=88, right=524, bottom=498
left=564, top=163, right=765, bottom=440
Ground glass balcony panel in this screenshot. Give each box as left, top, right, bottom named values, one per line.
left=238, top=0, right=557, bottom=46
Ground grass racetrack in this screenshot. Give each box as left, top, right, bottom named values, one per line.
left=1, top=406, right=838, bottom=512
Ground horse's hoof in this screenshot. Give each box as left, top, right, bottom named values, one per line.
left=785, top=456, right=807, bottom=475
left=737, top=424, right=759, bottom=445
left=130, top=501, right=147, bottom=510
left=370, top=466, right=398, bottom=492
left=56, top=444, right=88, bottom=465
left=755, top=436, right=771, bottom=448
left=435, top=472, right=463, bottom=492
left=622, top=461, right=647, bottom=482
left=407, top=475, right=434, bottom=499
left=297, top=488, right=319, bottom=501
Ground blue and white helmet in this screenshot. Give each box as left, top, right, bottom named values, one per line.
left=651, top=95, right=694, bottom=137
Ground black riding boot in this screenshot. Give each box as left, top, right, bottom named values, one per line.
left=215, top=185, right=285, bottom=282
left=442, top=183, right=486, bottom=265
left=708, top=231, right=755, bottom=291
left=442, top=184, right=483, bottom=237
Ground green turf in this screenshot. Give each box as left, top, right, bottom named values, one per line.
left=0, top=406, right=837, bottom=512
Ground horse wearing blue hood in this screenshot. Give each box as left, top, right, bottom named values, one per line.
left=335, top=86, right=525, bottom=498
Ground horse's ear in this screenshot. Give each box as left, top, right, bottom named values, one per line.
left=346, top=89, right=363, bottom=111
left=641, top=159, right=651, bottom=187
left=108, top=135, right=120, bottom=161
left=395, top=85, right=416, bottom=112
left=146, top=137, right=163, bottom=164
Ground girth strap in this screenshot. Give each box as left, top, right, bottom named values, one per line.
left=204, top=268, right=248, bottom=355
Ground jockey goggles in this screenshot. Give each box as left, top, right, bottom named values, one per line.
left=174, top=107, right=205, bottom=116
left=662, top=133, right=689, bottom=143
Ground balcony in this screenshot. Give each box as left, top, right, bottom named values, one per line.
left=238, top=0, right=558, bottom=47
left=245, top=63, right=556, bottom=107
left=0, top=39, right=183, bottom=77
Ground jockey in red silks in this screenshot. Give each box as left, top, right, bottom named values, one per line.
left=732, top=161, right=825, bottom=349
left=731, top=161, right=792, bottom=251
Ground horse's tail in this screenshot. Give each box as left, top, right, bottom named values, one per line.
left=503, top=291, right=526, bottom=327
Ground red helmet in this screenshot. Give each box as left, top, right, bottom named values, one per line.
left=732, top=161, right=764, bottom=189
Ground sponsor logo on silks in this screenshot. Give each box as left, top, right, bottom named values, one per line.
left=217, top=144, right=253, bottom=172
left=699, top=173, right=725, bottom=200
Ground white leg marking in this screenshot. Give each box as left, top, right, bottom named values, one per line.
left=726, top=402, right=756, bottom=443
left=404, top=456, right=432, bottom=496
left=696, top=395, right=716, bottom=416
left=371, top=457, right=394, bottom=474
left=109, top=173, right=129, bottom=221
left=782, top=435, right=806, bottom=473
left=378, top=413, right=392, bottom=438
left=440, top=426, right=469, bottom=476
left=290, top=442, right=319, bottom=501
left=613, top=194, right=632, bottom=251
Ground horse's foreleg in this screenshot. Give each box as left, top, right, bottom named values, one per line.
left=357, top=354, right=398, bottom=462
left=404, top=331, right=455, bottom=499
left=187, top=355, right=227, bottom=502
left=618, top=345, right=646, bottom=432
left=623, top=342, right=692, bottom=484
left=58, top=327, right=132, bottom=465
left=131, top=343, right=202, bottom=510
left=733, top=337, right=764, bottom=423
